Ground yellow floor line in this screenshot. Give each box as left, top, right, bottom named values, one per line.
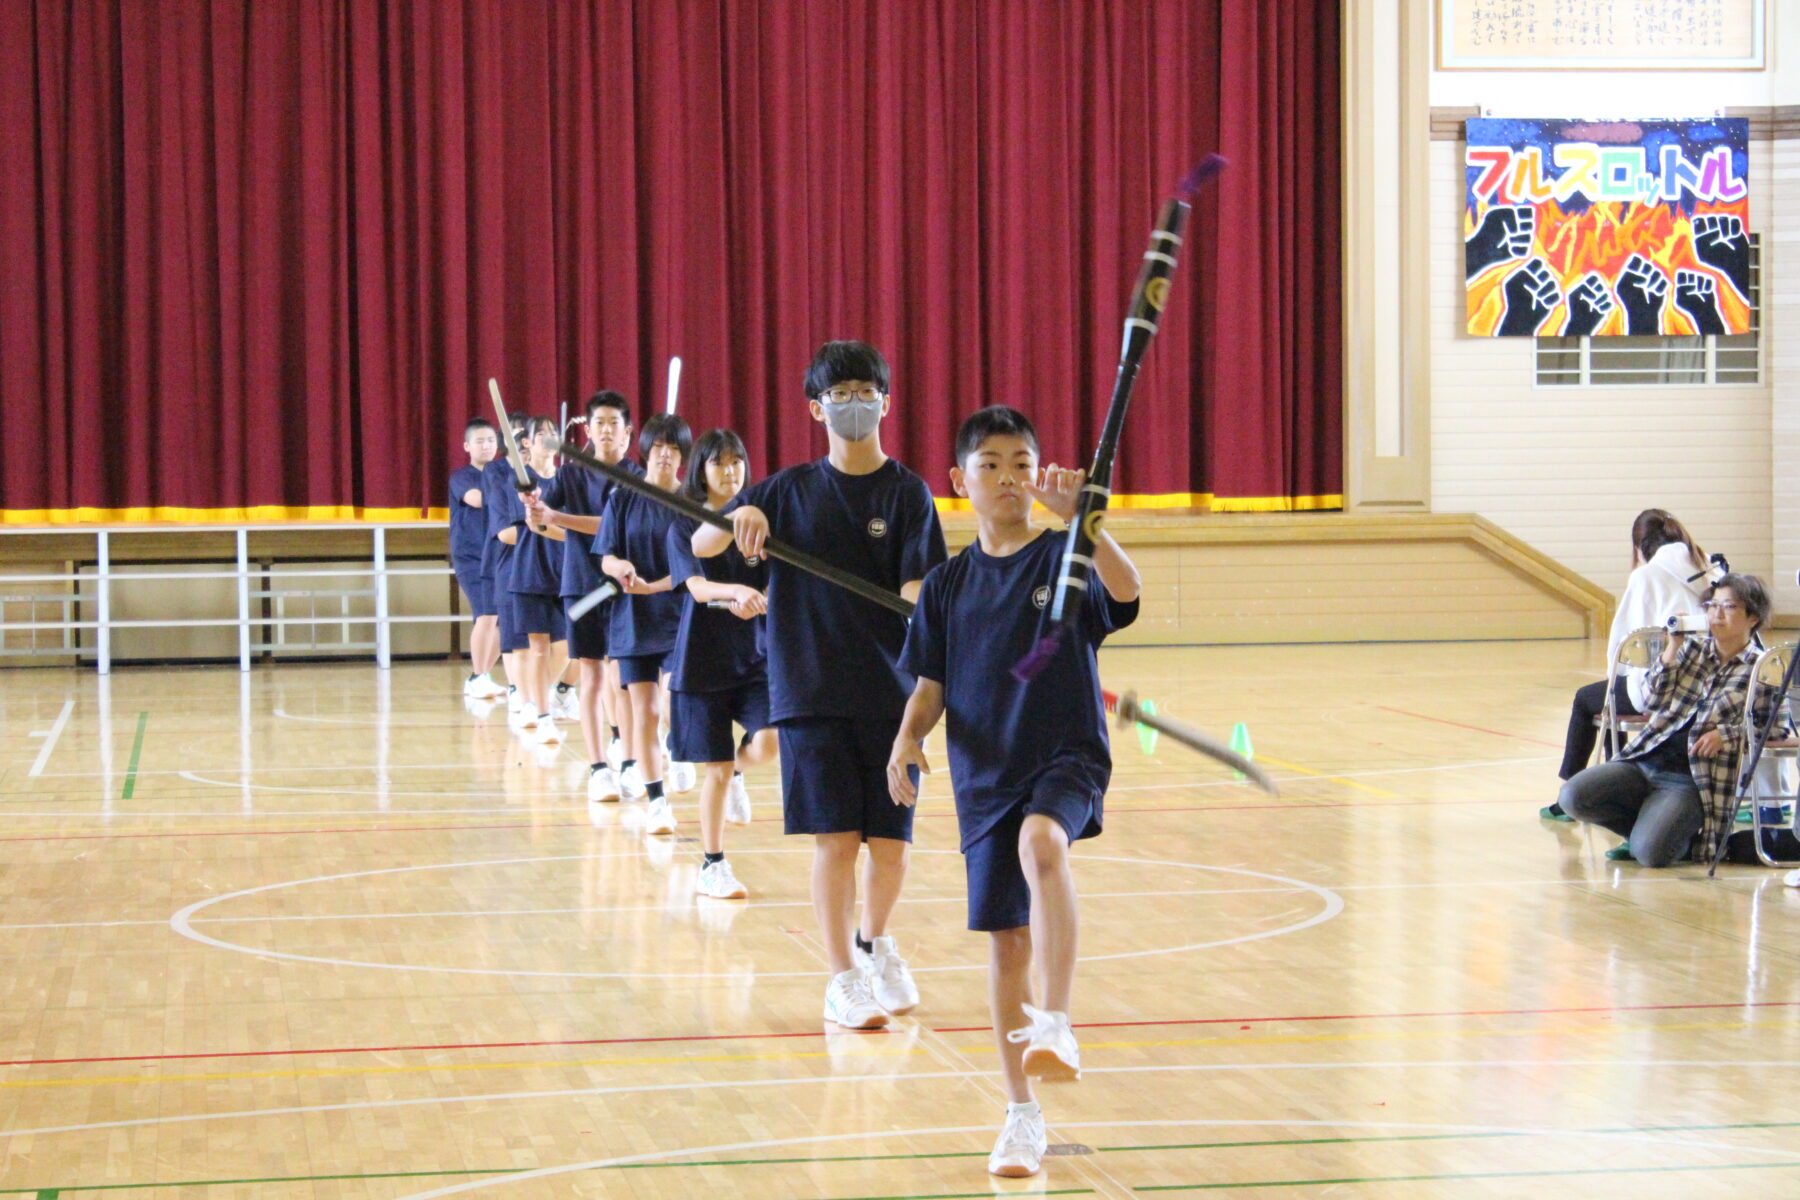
left=1253, top=753, right=1402, bottom=798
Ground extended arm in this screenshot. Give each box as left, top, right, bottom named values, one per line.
left=886, top=677, right=946, bottom=807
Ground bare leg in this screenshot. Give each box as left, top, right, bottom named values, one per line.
left=990, top=927, right=1035, bottom=1103
left=548, top=640, right=569, bottom=694
left=859, top=836, right=909, bottom=942
left=522, top=636, right=550, bottom=715
left=575, top=658, right=604, bottom=764
left=627, top=681, right=663, bottom=782
left=737, top=727, right=778, bottom=771
left=698, top=763, right=732, bottom=854
left=471, top=615, right=500, bottom=676
left=560, top=654, right=579, bottom=687
left=814, top=831, right=862, bottom=975
left=502, top=650, right=519, bottom=690
left=607, top=659, right=634, bottom=756
left=1018, top=815, right=1077, bottom=1013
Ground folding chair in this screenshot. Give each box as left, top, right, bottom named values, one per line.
left=1727, top=643, right=1800, bottom=868
left=1596, top=626, right=1664, bottom=764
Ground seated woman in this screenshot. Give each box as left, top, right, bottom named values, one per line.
left=1558, top=574, right=1783, bottom=867
left=1544, top=510, right=1712, bottom=821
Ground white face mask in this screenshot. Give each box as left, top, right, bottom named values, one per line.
left=820, top=395, right=883, bottom=442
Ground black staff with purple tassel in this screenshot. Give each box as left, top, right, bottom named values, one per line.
left=1012, top=155, right=1226, bottom=683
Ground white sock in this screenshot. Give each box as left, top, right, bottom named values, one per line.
left=1007, top=1100, right=1040, bottom=1117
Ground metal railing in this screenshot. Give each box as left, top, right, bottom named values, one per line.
left=0, top=524, right=466, bottom=673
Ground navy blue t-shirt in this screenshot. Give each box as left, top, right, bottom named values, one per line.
left=507, top=465, right=562, bottom=596
left=480, top=458, right=525, bottom=582
left=448, top=464, right=487, bottom=570
left=665, top=515, right=768, bottom=693
left=726, top=458, right=947, bottom=724
left=899, top=529, right=1139, bottom=850
left=542, top=457, right=642, bottom=599
left=593, top=485, right=683, bottom=657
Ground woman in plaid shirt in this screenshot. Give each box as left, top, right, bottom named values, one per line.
left=1559, top=574, right=1788, bottom=867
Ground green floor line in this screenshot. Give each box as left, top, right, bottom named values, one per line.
left=12, top=1120, right=1800, bottom=1195
left=1136, top=1160, right=1800, bottom=1191
left=119, top=711, right=147, bottom=800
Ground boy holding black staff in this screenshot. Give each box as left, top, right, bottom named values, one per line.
left=695, top=340, right=947, bottom=1030
left=482, top=412, right=532, bottom=721
left=597, top=413, right=692, bottom=827
left=888, top=406, right=1140, bottom=1179
left=450, top=419, right=506, bottom=700
left=527, top=390, right=643, bottom=802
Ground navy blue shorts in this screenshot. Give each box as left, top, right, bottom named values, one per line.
left=510, top=592, right=566, bottom=640
left=962, top=764, right=1102, bottom=932
left=777, top=717, right=914, bottom=842
left=454, top=562, right=495, bottom=617
left=498, top=596, right=527, bottom=652
left=563, top=598, right=608, bottom=661
left=670, top=676, right=770, bottom=763
left=616, top=651, right=668, bottom=686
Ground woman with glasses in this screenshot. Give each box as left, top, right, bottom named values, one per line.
left=1558, top=573, right=1787, bottom=867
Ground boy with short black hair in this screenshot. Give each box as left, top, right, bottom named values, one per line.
left=888, top=405, right=1140, bottom=1179
left=695, top=339, right=947, bottom=1030
left=451, top=419, right=505, bottom=699
left=506, top=416, right=570, bottom=744
left=481, top=413, right=532, bottom=719
left=598, top=412, right=693, bottom=829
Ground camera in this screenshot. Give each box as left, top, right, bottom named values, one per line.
left=1667, top=612, right=1708, bottom=635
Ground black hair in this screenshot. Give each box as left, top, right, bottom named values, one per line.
left=524, top=415, right=558, bottom=440
left=463, top=418, right=495, bottom=439
left=681, top=429, right=752, bottom=506
left=803, top=340, right=890, bottom=399
left=954, top=405, right=1040, bottom=467
left=638, top=412, right=693, bottom=463
left=587, top=389, right=631, bottom=424
left=1706, top=573, right=1772, bottom=633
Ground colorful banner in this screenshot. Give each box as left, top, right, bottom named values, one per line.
left=1464, top=118, right=1750, bottom=337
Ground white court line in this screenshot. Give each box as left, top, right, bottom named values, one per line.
left=166, top=851, right=1342, bottom=979
left=26, top=700, right=75, bottom=777
left=272, top=707, right=470, bottom=727
left=8, top=1059, right=1800, bottom=1150
left=390, top=1115, right=1800, bottom=1200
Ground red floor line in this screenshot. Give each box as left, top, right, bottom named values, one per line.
left=1376, top=705, right=1564, bottom=749
left=10, top=999, right=1794, bottom=1069
left=928, top=998, right=1800, bottom=1034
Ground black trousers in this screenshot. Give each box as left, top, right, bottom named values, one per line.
left=1561, top=677, right=1641, bottom=780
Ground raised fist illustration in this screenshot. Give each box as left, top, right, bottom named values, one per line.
left=1564, top=273, right=1614, bottom=337
left=1673, top=269, right=1726, bottom=335
left=1691, top=213, right=1750, bottom=301
left=1466, top=205, right=1535, bottom=279
left=1497, top=258, right=1561, bottom=336
left=1616, top=255, right=1669, bottom=335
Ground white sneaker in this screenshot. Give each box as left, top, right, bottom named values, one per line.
left=551, top=686, right=579, bottom=721
left=465, top=673, right=506, bottom=699
left=509, top=705, right=536, bottom=730
left=587, top=766, right=621, bottom=803
left=507, top=686, right=523, bottom=714
left=1785, top=869, right=1800, bottom=888
left=533, top=715, right=560, bottom=743
left=988, top=1104, right=1047, bottom=1178
left=696, top=858, right=747, bottom=899
left=619, top=764, right=648, bottom=802
left=725, top=774, right=752, bottom=824
left=668, top=759, right=697, bottom=794
left=645, top=796, right=677, bottom=835
left=607, top=737, right=624, bottom=772
left=822, top=968, right=889, bottom=1029
left=856, top=935, right=920, bottom=1014
left=1007, top=1002, right=1080, bottom=1081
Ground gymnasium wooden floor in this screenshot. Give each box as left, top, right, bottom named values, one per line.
left=4, top=639, right=1799, bottom=1198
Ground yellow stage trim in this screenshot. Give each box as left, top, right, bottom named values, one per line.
left=1, top=506, right=448, bottom=527
left=933, top=492, right=1343, bottom=514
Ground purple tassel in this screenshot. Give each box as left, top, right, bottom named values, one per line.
left=1011, top=627, right=1067, bottom=682
left=1177, top=154, right=1228, bottom=203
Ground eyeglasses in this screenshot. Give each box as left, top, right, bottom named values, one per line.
left=1702, top=601, right=1743, bottom=613
left=820, top=386, right=884, bottom=404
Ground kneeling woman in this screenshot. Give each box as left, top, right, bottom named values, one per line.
left=1560, top=574, right=1785, bottom=867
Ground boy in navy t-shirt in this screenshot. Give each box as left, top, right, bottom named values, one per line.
left=889, top=406, right=1139, bottom=1180
left=597, top=413, right=691, bottom=829
left=450, top=418, right=505, bottom=700
left=665, top=428, right=779, bottom=900
left=527, top=390, right=643, bottom=802
left=481, top=414, right=531, bottom=719
left=506, top=416, right=570, bottom=744
left=695, top=341, right=947, bottom=1031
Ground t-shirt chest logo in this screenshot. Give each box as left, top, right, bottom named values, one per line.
left=1032, top=585, right=1050, bottom=610
left=867, top=517, right=888, bottom=538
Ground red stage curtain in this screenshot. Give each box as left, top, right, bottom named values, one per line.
left=0, top=0, right=1340, bottom=521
